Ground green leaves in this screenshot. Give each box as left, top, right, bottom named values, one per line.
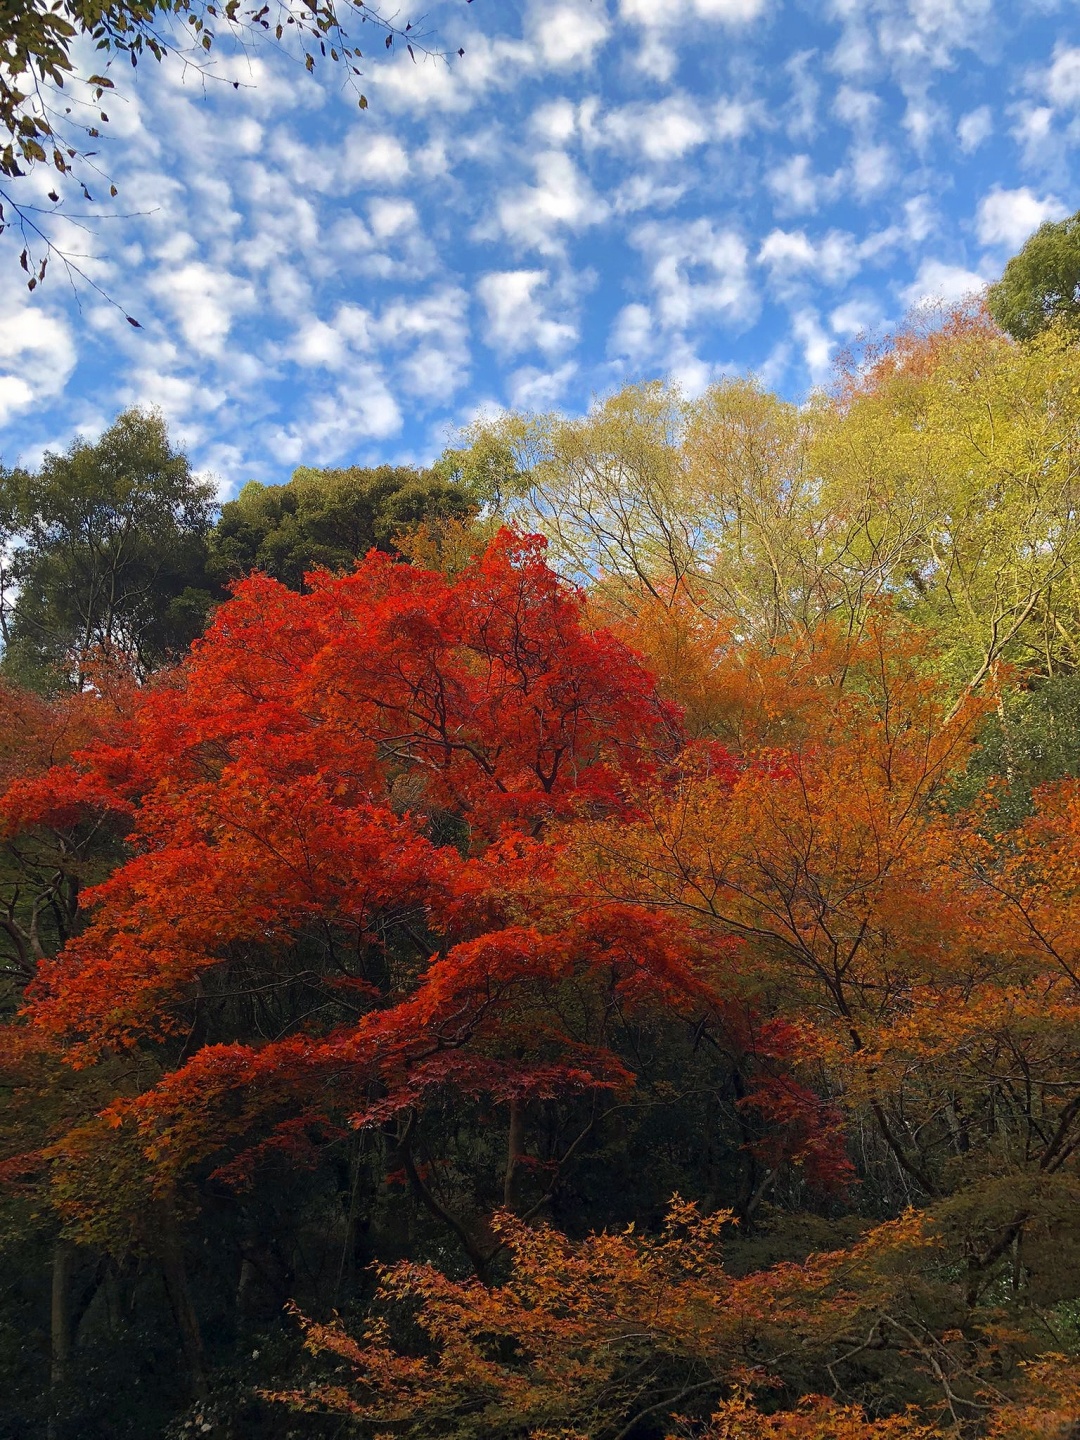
left=987, top=210, right=1080, bottom=342
left=0, top=409, right=215, bottom=690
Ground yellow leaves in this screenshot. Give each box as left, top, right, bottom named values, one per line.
left=470, top=315, right=1080, bottom=692
left=819, top=311, right=1080, bottom=687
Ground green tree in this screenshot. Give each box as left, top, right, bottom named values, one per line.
left=208, top=462, right=478, bottom=590
left=987, top=210, right=1080, bottom=341
left=0, top=408, right=217, bottom=690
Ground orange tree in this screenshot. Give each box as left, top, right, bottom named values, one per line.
left=558, top=602, right=1080, bottom=1394
left=272, top=1198, right=1080, bottom=1438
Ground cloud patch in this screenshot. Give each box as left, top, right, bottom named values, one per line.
left=976, top=186, right=1068, bottom=250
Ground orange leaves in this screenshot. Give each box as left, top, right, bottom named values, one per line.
left=12, top=526, right=1080, bottom=1383
left=982, top=1354, right=1080, bottom=1440
left=279, top=1198, right=943, bottom=1439
left=566, top=610, right=991, bottom=1049
left=686, top=1391, right=936, bottom=1439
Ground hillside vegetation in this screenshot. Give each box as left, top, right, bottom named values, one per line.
left=4, top=280, right=1080, bottom=1439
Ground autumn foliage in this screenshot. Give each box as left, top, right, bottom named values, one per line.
left=5, top=321, right=1080, bottom=1438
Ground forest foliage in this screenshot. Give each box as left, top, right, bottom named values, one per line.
left=3, top=298, right=1080, bottom=1440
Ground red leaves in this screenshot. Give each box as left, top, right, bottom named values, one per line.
left=739, top=1074, right=855, bottom=1195
left=6, top=532, right=855, bottom=1212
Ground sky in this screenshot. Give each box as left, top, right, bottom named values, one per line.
left=0, top=0, right=1078, bottom=495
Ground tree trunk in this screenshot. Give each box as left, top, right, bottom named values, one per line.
left=504, top=1098, right=526, bottom=1210
left=159, top=1217, right=208, bottom=1399
left=47, top=1240, right=74, bottom=1440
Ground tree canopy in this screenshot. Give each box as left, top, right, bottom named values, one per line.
left=986, top=209, right=1080, bottom=341
left=0, top=408, right=217, bottom=689
left=4, top=307, right=1080, bottom=1439
left=208, top=463, right=478, bottom=592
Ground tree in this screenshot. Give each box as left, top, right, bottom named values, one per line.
left=277, top=1198, right=1080, bottom=1438
left=496, top=384, right=701, bottom=610
left=207, top=462, right=478, bottom=591
left=567, top=613, right=998, bottom=1195
left=6, top=524, right=1080, bottom=1435
left=570, top=601, right=1080, bottom=1317
left=0, top=408, right=217, bottom=690
left=479, top=314, right=1080, bottom=691
left=819, top=311, right=1080, bottom=689
left=987, top=211, right=1080, bottom=341
left=0, top=667, right=141, bottom=1435
left=4, top=531, right=842, bottom=1370
left=275, top=1202, right=945, bottom=1438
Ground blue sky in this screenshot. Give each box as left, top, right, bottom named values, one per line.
left=0, top=0, right=1078, bottom=494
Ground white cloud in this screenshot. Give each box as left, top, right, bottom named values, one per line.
left=376, top=289, right=471, bottom=402
left=758, top=228, right=861, bottom=286
left=292, top=318, right=353, bottom=370
left=839, top=0, right=993, bottom=77
left=758, top=230, right=817, bottom=272
left=608, top=302, right=654, bottom=361
left=146, top=261, right=257, bottom=357
left=767, top=154, right=829, bottom=214
left=280, top=368, right=404, bottom=462
left=715, top=97, right=759, bottom=140
left=690, top=0, right=766, bottom=15
left=957, top=105, right=992, bottom=153
left=902, top=259, right=986, bottom=309
left=342, top=131, right=411, bottom=187
left=508, top=361, right=578, bottom=408
left=903, top=195, right=936, bottom=244
left=287, top=290, right=469, bottom=406
left=0, top=306, right=76, bottom=426
left=833, top=85, right=879, bottom=127
left=633, top=219, right=756, bottom=330
left=976, top=186, right=1068, bottom=250
left=666, top=338, right=716, bottom=396
left=902, top=95, right=947, bottom=153
left=784, top=52, right=820, bottom=139
left=194, top=445, right=251, bottom=502
left=792, top=308, right=833, bottom=383
left=1044, top=44, right=1080, bottom=109
left=330, top=215, right=376, bottom=254
left=850, top=143, right=895, bottom=199
left=829, top=17, right=875, bottom=79
left=476, top=270, right=578, bottom=356
left=375, top=37, right=534, bottom=113
left=600, top=94, right=709, bottom=161
left=612, top=174, right=687, bottom=215
left=1009, top=104, right=1055, bottom=169
left=530, top=99, right=578, bottom=145
left=830, top=299, right=880, bottom=337
left=619, top=0, right=768, bottom=80
left=0, top=375, right=35, bottom=427
left=4, top=0, right=1068, bottom=488
left=494, top=151, right=608, bottom=254
left=122, top=371, right=227, bottom=436
left=368, top=197, right=420, bottom=241
left=620, top=0, right=767, bottom=25
left=528, top=0, right=611, bottom=70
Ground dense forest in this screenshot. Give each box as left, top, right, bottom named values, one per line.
left=4, top=223, right=1080, bottom=1440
